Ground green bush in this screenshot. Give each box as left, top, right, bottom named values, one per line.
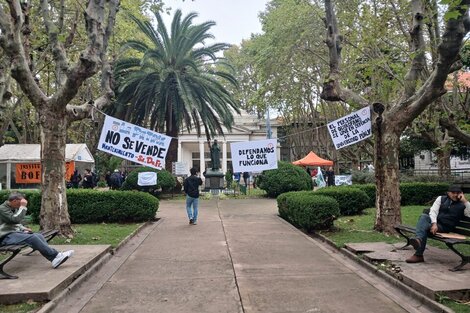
left=258, top=161, right=312, bottom=198
left=0, top=189, right=158, bottom=224
left=225, top=170, right=233, bottom=188
left=351, top=170, right=376, bottom=184
left=121, top=167, right=176, bottom=193
left=400, top=182, right=449, bottom=206
left=277, top=191, right=339, bottom=232
left=353, top=184, right=376, bottom=207
left=346, top=182, right=449, bottom=207
left=315, top=186, right=370, bottom=215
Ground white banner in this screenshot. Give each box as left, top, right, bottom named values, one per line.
left=327, top=107, right=372, bottom=150
left=335, top=175, right=352, bottom=186
left=97, top=115, right=172, bottom=169
left=231, top=139, right=278, bottom=173
left=138, top=172, right=157, bottom=186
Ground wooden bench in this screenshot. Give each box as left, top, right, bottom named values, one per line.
left=395, top=210, right=470, bottom=271
left=0, top=230, right=59, bottom=279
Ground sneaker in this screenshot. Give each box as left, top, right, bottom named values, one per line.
left=189, top=219, right=194, bottom=225
left=406, top=254, right=424, bottom=263
left=192, top=220, right=197, bottom=225
left=52, top=250, right=74, bottom=268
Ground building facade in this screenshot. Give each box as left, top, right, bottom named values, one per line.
left=176, top=110, right=281, bottom=175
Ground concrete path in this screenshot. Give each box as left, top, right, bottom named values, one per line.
left=45, top=198, right=442, bottom=313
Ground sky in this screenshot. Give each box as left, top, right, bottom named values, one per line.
left=162, top=0, right=270, bottom=45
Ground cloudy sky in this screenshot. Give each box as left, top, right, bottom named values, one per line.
left=162, top=0, right=269, bottom=45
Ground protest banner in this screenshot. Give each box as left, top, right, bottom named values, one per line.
left=97, top=115, right=172, bottom=170
left=16, top=161, right=75, bottom=184
left=327, top=107, right=372, bottom=150
left=231, top=139, right=278, bottom=173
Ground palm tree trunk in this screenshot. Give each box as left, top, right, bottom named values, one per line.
left=165, top=128, right=178, bottom=172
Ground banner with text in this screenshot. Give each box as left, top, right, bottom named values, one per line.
left=327, top=107, right=372, bottom=150
left=16, top=161, right=75, bottom=184
left=231, top=139, right=278, bottom=173
left=97, top=115, right=172, bottom=170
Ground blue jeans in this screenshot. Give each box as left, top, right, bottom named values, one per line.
left=186, top=196, right=199, bottom=221
left=414, top=214, right=445, bottom=256
left=1, top=232, right=58, bottom=261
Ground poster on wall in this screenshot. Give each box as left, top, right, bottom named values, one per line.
left=230, top=139, right=278, bottom=173
left=15, top=161, right=75, bottom=184
left=97, top=115, right=172, bottom=170
left=327, top=107, right=372, bottom=150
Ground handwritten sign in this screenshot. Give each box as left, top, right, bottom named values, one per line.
left=327, top=107, right=372, bottom=150
left=97, top=116, right=172, bottom=169
left=16, top=162, right=75, bottom=184
left=231, top=139, right=278, bottom=172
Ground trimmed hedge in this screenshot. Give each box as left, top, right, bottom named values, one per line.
left=353, top=184, right=376, bottom=208
left=277, top=191, right=339, bottom=232
left=0, top=189, right=158, bottom=224
left=121, top=167, right=176, bottom=193
left=348, top=182, right=449, bottom=207
left=258, top=161, right=312, bottom=198
left=399, top=182, right=449, bottom=206
left=315, top=186, right=369, bottom=215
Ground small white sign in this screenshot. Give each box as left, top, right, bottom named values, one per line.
left=230, top=139, right=278, bottom=173
left=335, top=175, right=352, bottom=186
left=327, top=107, right=372, bottom=150
left=138, top=172, right=157, bottom=186
left=172, top=162, right=187, bottom=176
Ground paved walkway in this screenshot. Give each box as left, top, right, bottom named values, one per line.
left=45, top=198, right=443, bottom=313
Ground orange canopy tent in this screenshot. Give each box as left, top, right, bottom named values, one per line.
left=292, top=151, right=333, bottom=167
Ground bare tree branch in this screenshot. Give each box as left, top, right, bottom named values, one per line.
left=320, top=0, right=368, bottom=107
left=40, top=0, right=69, bottom=86
left=394, top=0, right=470, bottom=130
left=440, top=117, right=470, bottom=145
left=402, top=0, right=427, bottom=100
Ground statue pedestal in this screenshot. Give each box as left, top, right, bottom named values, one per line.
left=204, top=169, right=224, bottom=190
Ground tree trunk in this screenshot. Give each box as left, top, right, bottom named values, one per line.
left=165, top=128, right=178, bottom=172
left=373, top=106, right=402, bottom=234
left=436, top=148, right=452, bottom=178
left=39, top=109, right=73, bottom=237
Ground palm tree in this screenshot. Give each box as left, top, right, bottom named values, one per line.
left=112, top=9, right=240, bottom=170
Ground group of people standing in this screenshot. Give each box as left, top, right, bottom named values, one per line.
left=307, top=166, right=335, bottom=187
left=70, top=169, right=97, bottom=189
left=69, top=168, right=125, bottom=190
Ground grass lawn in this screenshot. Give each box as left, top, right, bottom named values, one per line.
left=0, top=223, right=142, bottom=313
left=43, top=223, right=142, bottom=248
left=319, top=205, right=470, bottom=312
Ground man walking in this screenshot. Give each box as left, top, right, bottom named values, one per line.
left=183, top=168, right=203, bottom=225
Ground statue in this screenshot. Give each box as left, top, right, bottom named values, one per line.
left=210, top=140, right=221, bottom=171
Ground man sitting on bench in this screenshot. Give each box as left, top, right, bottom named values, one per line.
left=406, top=185, right=470, bottom=263
left=0, top=192, right=74, bottom=268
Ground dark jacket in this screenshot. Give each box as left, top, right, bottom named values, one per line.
left=437, top=195, right=467, bottom=232
left=184, top=175, right=203, bottom=198
left=82, top=173, right=94, bottom=189
left=0, top=201, right=27, bottom=241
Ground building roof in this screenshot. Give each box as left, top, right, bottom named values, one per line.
left=0, top=144, right=94, bottom=163
left=180, top=108, right=280, bottom=136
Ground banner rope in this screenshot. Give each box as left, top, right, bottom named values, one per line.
left=91, top=103, right=327, bottom=142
